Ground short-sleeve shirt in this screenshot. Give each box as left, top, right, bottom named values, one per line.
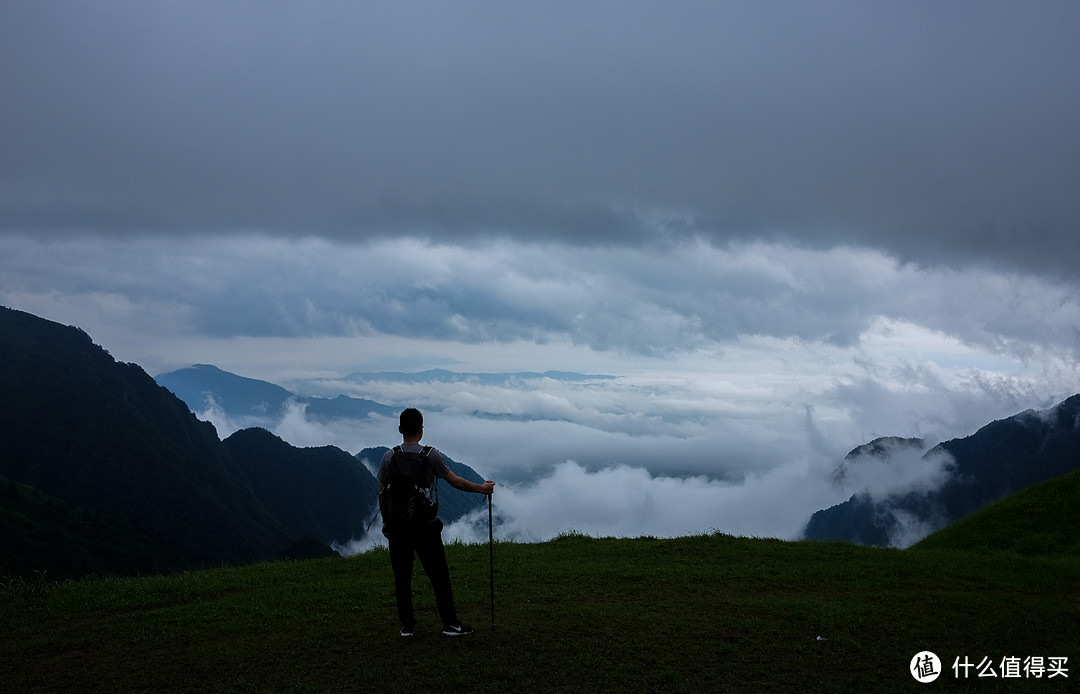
left=378, top=443, right=451, bottom=484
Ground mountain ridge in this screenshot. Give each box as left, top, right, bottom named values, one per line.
left=0, top=306, right=288, bottom=573
left=223, top=427, right=381, bottom=548
left=155, top=363, right=398, bottom=423
left=803, top=394, right=1080, bottom=547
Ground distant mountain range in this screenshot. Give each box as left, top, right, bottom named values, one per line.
left=803, top=395, right=1080, bottom=547
left=156, top=364, right=399, bottom=422
left=156, top=364, right=615, bottom=425
left=0, top=306, right=486, bottom=580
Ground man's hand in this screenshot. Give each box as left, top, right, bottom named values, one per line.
left=480, top=480, right=495, bottom=495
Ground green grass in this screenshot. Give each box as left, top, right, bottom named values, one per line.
left=914, top=468, right=1080, bottom=556
left=2, top=533, right=1077, bottom=692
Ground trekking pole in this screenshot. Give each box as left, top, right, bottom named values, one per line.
left=488, top=493, right=495, bottom=629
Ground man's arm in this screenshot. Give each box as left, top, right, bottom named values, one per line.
left=444, top=471, right=495, bottom=495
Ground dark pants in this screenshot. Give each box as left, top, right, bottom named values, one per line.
left=388, top=519, right=459, bottom=628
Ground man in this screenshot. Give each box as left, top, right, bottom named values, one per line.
left=378, top=407, right=495, bottom=637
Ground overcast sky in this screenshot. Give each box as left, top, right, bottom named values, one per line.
left=3, top=2, right=1080, bottom=544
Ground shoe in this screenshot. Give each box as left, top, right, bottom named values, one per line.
left=442, top=623, right=474, bottom=637
left=400, top=624, right=415, bottom=637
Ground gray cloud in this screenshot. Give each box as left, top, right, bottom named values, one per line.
left=3, top=3, right=1080, bottom=276
left=5, top=235, right=1080, bottom=364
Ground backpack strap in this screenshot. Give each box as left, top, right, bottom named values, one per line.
left=385, top=446, right=407, bottom=481
left=419, top=446, right=438, bottom=508
left=368, top=446, right=406, bottom=531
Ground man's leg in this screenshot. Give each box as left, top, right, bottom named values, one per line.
left=388, top=531, right=417, bottom=628
left=415, top=520, right=460, bottom=627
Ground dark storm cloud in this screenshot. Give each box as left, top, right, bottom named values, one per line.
left=3, top=2, right=1080, bottom=274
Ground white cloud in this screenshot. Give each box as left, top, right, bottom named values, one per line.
left=883, top=509, right=942, bottom=550
left=832, top=440, right=956, bottom=501
left=413, top=453, right=845, bottom=547
left=340, top=456, right=843, bottom=555
left=193, top=394, right=241, bottom=437
left=189, top=366, right=1056, bottom=549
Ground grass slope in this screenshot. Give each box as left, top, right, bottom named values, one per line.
left=913, top=468, right=1080, bottom=556
left=2, top=534, right=1077, bottom=692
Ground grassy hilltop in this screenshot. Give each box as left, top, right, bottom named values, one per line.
left=2, top=531, right=1077, bottom=693
left=914, top=468, right=1080, bottom=557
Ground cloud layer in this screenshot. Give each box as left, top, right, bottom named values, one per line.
left=179, top=332, right=1067, bottom=548
left=6, top=235, right=1080, bottom=362
left=4, top=3, right=1080, bottom=275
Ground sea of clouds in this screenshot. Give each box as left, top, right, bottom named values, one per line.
left=191, top=360, right=1043, bottom=553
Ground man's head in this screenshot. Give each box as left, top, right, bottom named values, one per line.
left=398, top=407, right=424, bottom=439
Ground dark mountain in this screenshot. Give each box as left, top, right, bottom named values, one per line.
left=223, top=428, right=380, bottom=547
left=1, top=307, right=497, bottom=579
left=803, top=395, right=1080, bottom=547
left=356, top=447, right=487, bottom=524
left=156, top=364, right=397, bottom=422
left=158, top=364, right=494, bottom=524
left=0, top=307, right=289, bottom=577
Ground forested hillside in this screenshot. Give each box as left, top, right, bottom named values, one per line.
left=0, top=307, right=492, bottom=580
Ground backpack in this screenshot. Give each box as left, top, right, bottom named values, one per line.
left=380, top=445, right=439, bottom=527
